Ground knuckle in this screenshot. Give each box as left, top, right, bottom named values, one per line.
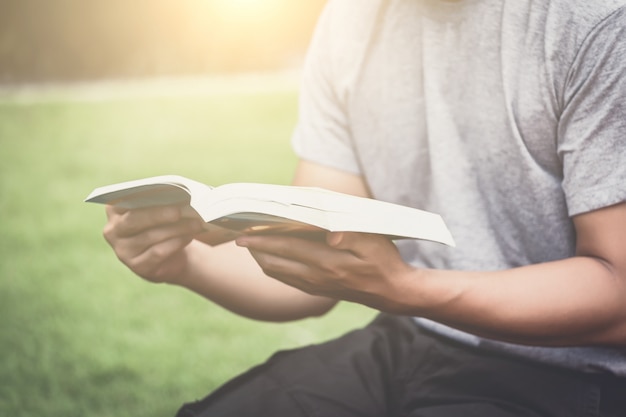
left=260, top=261, right=277, bottom=277
left=258, top=256, right=279, bottom=276
left=150, top=244, right=171, bottom=260
left=126, top=257, right=154, bottom=279
left=102, top=224, right=116, bottom=243
left=123, top=253, right=142, bottom=270
left=319, top=261, right=341, bottom=277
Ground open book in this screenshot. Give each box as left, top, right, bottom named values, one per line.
left=85, top=175, right=455, bottom=247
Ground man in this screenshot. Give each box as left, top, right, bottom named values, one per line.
left=103, top=0, right=626, bottom=415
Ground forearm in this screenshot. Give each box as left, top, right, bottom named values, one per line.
left=399, top=256, right=626, bottom=346
left=175, top=240, right=337, bottom=322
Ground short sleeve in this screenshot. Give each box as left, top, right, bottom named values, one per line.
left=291, top=0, right=362, bottom=174
left=558, top=7, right=626, bottom=216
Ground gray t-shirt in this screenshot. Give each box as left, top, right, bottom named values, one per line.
left=292, top=0, right=626, bottom=375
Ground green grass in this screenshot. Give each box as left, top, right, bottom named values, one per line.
left=0, top=80, right=377, bottom=417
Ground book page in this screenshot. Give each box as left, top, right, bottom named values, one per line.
left=85, top=175, right=211, bottom=209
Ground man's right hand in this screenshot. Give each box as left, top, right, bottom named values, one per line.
left=103, top=204, right=205, bottom=284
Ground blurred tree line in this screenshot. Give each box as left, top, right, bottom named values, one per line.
left=0, top=0, right=327, bottom=83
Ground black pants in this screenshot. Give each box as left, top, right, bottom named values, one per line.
left=176, top=314, right=626, bottom=417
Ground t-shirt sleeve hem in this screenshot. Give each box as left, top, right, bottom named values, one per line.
left=291, top=125, right=362, bottom=175
left=566, top=182, right=626, bottom=217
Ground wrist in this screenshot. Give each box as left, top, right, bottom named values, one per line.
left=167, top=240, right=205, bottom=289
left=382, top=267, right=468, bottom=318
left=375, top=266, right=429, bottom=315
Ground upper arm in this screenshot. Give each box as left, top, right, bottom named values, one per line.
left=292, top=159, right=372, bottom=198
left=574, top=202, right=626, bottom=274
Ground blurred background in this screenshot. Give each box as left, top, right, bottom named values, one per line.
left=0, top=2, right=378, bottom=416
left=0, top=0, right=326, bottom=83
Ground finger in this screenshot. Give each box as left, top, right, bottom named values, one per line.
left=109, top=218, right=203, bottom=258
left=127, top=234, right=196, bottom=281
left=326, top=231, right=396, bottom=259
left=105, top=204, right=129, bottom=218
left=110, top=205, right=185, bottom=238
left=239, top=235, right=360, bottom=285
left=180, top=205, right=202, bottom=219
left=246, top=248, right=321, bottom=294
left=237, top=235, right=338, bottom=265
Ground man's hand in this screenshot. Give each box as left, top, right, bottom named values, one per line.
left=103, top=204, right=204, bottom=284
left=236, top=231, right=415, bottom=311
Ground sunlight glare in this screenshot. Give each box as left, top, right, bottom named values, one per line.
left=211, top=0, right=284, bottom=20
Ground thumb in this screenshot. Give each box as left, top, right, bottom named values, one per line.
left=326, top=231, right=347, bottom=248
left=326, top=231, right=390, bottom=258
